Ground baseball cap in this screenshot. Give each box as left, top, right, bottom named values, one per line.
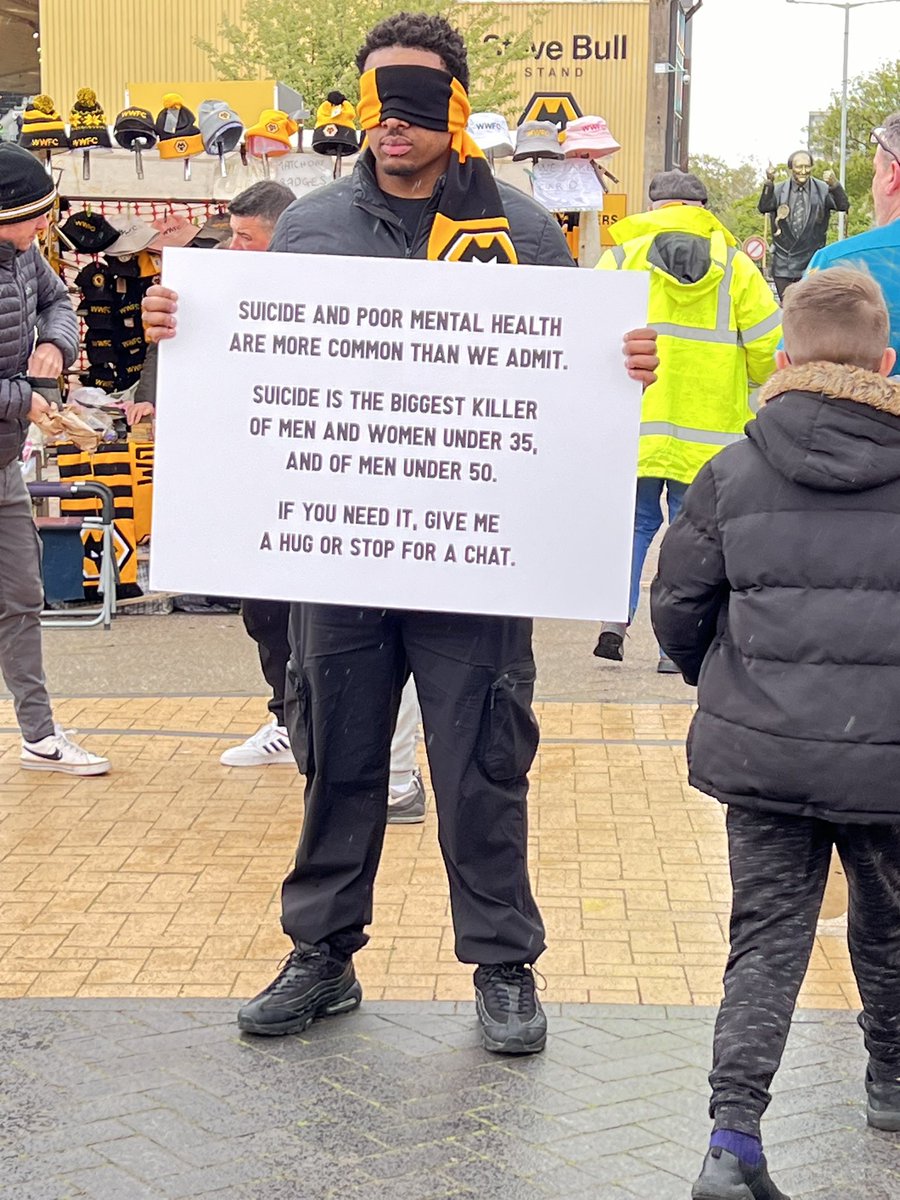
left=105, top=213, right=159, bottom=257
left=59, top=210, right=119, bottom=253
left=648, top=169, right=708, bottom=205
left=191, top=212, right=232, bottom=247
left=149, top=214, right=197, bottom=250
left=562, top=116, right=621, bottom=160
left=512, top=121, right=563, bottom=162
left=467, top=113, right=514, bottom=158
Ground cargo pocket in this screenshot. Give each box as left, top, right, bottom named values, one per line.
left=480, top=664, right=540, bottom=783
left=284, top=659, right=312, bottom=777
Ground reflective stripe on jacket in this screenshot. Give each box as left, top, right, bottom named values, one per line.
left=599, top=205, right=781, bottom=484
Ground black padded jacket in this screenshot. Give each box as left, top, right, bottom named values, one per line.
left=651, top=361, right=900, bottom=823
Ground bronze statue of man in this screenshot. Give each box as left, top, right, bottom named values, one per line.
left=758, top=151, right=849, bottom=300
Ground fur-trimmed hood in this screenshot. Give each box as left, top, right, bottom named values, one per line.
left=758, top=361, right=900, bottom=415
left=747, top=360, right=900, bottom=492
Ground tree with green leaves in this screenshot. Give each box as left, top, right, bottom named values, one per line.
left=197, top=1, right=536, bottom=116
left=689, top=154, right=768, bottom=243
left=812, top=57, right=900, bottom=235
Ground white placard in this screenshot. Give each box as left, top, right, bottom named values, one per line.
left=531, top=160, right=608, bottom=213
left=150, top=249, right=647, bottom=621
left=271, top=153, right=336, bottom=198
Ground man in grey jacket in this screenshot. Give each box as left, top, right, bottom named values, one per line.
left=143, top=12, right=657, bottom=1054
left=0, top=142, right=109, bottom=775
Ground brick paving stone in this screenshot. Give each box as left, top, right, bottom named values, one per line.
left=0, top=696, right=862, bottom=1008
left=1, top=1000, right=896, bottom=1200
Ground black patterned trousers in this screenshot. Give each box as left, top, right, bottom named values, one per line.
left=710, top=805, right=900, bottom=1135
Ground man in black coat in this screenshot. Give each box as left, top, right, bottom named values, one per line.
left=758, top=151, right=849, bottom=300
left=651, top=267, right=900, bottom=1200
left=143, top=11, right=659, bottom=1057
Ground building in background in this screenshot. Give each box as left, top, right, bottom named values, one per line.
left=36, top=0, right=697, bottom=211
left=0, top=0, right=40, bottom=134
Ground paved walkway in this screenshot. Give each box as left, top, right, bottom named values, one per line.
left=0, top=696, right=858, bottom=1009
left=2, top=1000, right=895, bottom=1200
left=0, top=610, right=886, bottom=1198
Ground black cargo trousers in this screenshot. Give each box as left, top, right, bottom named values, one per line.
left=710, top=806, right=900, bottom=1135
left=280, top=602, right=546, bottom=966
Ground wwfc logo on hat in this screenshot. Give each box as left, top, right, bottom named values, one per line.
left=218, top=110, right=230, bottom=121
left=174, top=139, right=188, bottom=153
left=519, top=93, right=583, bottom=129
left=324, top=124, right=338, bottom=137
left=266, top=122, right=279, bottom=134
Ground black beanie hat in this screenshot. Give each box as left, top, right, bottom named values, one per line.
left=0, top=142, right=56, bottom=225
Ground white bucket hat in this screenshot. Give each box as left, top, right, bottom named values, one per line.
left=467, top=112, right=514, bottom=158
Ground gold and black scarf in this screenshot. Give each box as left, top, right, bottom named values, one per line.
left=358, top=65, right=517, bottom=264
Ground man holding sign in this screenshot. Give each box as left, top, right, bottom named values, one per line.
left=144, top=11, right=657, bottom=1055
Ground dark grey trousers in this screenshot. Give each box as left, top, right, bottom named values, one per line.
left=281, top=603, right=545, bottom=966
left=711, top=805, right=900, bottom=1135
left=0, top=462, right=53, bottom=742
left=240, top=598, right=290, bottom=726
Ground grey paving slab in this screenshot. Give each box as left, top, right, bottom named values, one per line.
left=0, top=1000, right=896, bottom=1200
left=25, top=543, right=687, bottom=705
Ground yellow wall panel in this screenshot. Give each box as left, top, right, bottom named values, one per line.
left=478, top=3, right=650, bottom=210
left=40, top=0, right=652, bottom=206
left=39, top=0, right=250, bottom=116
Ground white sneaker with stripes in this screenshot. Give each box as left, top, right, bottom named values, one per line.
left=219, top=718, right=295, bottom=767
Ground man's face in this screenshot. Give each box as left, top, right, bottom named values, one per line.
left=872, top=145, right=900, bottom=227
left=362, top=46, right=453, bottom=191
left=0, top=212, right=49, bottom=251
left=791, top=154, right=812, bottom=186
left=229, top=214, right=274, bottom=251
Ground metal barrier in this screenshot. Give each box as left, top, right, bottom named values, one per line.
left=28, top=481, right=118, bottom=629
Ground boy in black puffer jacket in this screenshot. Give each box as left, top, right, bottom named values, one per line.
left=652, top=267, right=900, bottom=1200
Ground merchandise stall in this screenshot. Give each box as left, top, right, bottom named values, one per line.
left=14, top=79, right=628, bottom=619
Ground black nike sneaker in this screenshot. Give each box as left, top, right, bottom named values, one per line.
left=237, top=943, right=361, bottom=1036
left=473, top=963, right=546, bottom=1055
left=692, top=1146, right=790, bottom=1200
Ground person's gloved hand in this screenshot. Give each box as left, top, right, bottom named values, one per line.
left=824, top=169, right=838, bottom=187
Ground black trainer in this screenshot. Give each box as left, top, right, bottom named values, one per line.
left=473, top=963, right=546, bottom=1055
left=237, top=942, right=362, bottom=1036
left=593, top=631, right=624, bottom=661
left=692, top=1146, right=790, bottom=1200
left=867, top=1066, right=900, bottom=1132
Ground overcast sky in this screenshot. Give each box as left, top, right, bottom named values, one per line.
left=689, top=0, right=900, bottom=166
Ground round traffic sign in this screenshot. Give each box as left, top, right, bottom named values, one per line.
left=743, top=235, right=767, bottom=262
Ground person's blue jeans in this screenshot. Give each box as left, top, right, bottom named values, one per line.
left=629, top=477, right=689, bottom=622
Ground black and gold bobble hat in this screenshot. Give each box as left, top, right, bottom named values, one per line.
left=155, top=93, right=204, bottom=160
left=18, top=93, right=69, bottom=152
left=0, top=142, right=56, bottom=226
left=69, top=88, right=112, bottom=151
